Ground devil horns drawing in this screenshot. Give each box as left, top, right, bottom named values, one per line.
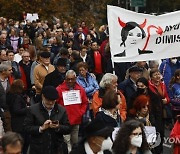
left=114, top=17, right=154, bottom=57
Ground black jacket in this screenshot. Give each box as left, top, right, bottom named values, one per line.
left=118, top=78, right=137, bottom=110
left=24, top=102, right=71, bottom=154
left=43, top=69, right=65, bottom=88
left=7, top=93, right=28, bottom=133
left=95, top=111, right=118, bottom=128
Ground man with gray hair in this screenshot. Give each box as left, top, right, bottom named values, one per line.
left=0, top=33, right=12, bottom=50
left=1, top=132, right=23, bottom=154
left=0, top=61, right=13, bottom=131
left=56, top=70, right=88, bottom=152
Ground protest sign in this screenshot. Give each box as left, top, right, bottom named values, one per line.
left=107, top=5, right=180, bottom=62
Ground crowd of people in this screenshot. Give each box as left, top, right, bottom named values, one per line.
left=0, top=15, right=180, bottom=154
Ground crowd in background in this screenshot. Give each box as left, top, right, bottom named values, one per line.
left=0, top=15, right=180, bottom=154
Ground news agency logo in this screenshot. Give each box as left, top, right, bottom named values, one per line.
left=147, top=132, right=161, bottom=148
left=147, top=132, right=180, bottom=148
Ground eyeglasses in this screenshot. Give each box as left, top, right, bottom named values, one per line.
left=142, top=105, right=149, bottom=109
left=66, top=78, right=76, bottom=81
left=131, top=132, right=142, bottom=136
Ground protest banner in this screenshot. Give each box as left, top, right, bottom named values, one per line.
left=26, top=13, right=39, bottom=22
left=107, top=5, right=180, bottom=62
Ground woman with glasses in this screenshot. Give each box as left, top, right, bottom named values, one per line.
left=112, top=120, right=152, bottom=154
left=128, top=95, right=151, bottom=126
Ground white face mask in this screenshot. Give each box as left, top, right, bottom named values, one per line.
left=101, top=137, right=113, bottom=151
left=171, top=59, right=177, bottom=64
left=131, top=135, right=142, bottom=147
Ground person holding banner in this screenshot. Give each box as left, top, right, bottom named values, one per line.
left=56, top=70, right=88, bottom=152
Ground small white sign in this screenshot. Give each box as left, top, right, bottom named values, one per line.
left=144, top=126, right=157, bottom=143
left=62, top=90, right=82, bottom=106
left=26, top=13, right=39, bottom=22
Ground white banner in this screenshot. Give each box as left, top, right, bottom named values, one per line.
left=107, top=5, right=180, bottom=62
left=26, top=13, right=39, bottom=22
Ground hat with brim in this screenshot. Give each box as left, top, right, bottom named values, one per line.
left=40, top=51, right=51, bottom=58
left=129, top=66, right=143, bottom=73
left=83, top=118, right=114, bottom=139
left=57, top=58, right=67, bottom=67
left=42, top=86, right=59, bottom=100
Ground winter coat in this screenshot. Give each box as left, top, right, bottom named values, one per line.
left=76, top=73, right=99, bottom=99
left=56, top=82, right=88, bottom=125
left=95, top=111, right=119, bottom=128
left=170, top=83, right=180, bottom=111
left=170, top=120, right=180, bottom=154
left=118, top=78, right=137, bottom=110
left=7, top=93, right=28, bottom=133
left=159, top=59, right=180, bottom=90
left=92, top=89, right=127, bottom=121
left=24, top=102, right=71, bottom=154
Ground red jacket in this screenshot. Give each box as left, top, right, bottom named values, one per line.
left=148, top=80, right=170, bottom=103
left=56, top=81, right=88, bottom=125
left=170, top=121, right=180, bottom=154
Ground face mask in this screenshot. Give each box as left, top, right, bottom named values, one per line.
left=101, top=137, right=113, bottom=151
left=137, top=88, right=145, bottom=94
left=131, top=135, right=142, bottom=147
left=171, top=59, right=177, bottom=64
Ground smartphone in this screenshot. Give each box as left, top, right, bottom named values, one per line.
left=52, top=120, right=59, bottom=124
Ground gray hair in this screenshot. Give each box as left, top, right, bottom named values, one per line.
left=149, top=60, right=159, bottom=69
left=65, top=70, right=76, bottom=77
left=99, top=73, right=118, bottom=88
left=0, top=61, right=12, bottom=72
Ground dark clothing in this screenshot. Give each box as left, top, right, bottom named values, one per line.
left=0, top=80, right=10, bottom=110
left=43, top=69, right=65, bottom=88
left=24, top=102, right=71, bottom=154
left=0, top=80, right=11, bottom=132
left=70, top=143, right=112, bottom=154
left=7, top=93, right=28, bottom=132
left=51, top=44, right=62, bottom=57
left=148, top=90, right=164, bottom=154
left=0, top=41, right=12, bottom=50
left=7, top=93, right=29, bottom=154
left=118, top=78, right=137, bottom=110
left=70, top=58, right=83, bottom=74
left=87, top=49, right=104, bottom=74
left=95, top=111, right=119, bottom=128
left=114, top=62, right=133, bottom=83
left=19, top=60, right=33, bottom=90
left=11, top=61, right=21, bottom=79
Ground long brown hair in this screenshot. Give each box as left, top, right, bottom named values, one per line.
left=169, top=69, right=180, bottom=88
left=9, top=79, right=24, bottom=94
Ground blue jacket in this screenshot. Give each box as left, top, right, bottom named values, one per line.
left=118, top=78, right=137, bottom=110
left=160, top=59, right=180, bottom=90
left=170, top=83, right=180, bottom=110
left=77, top=73, right=99, bottom=99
